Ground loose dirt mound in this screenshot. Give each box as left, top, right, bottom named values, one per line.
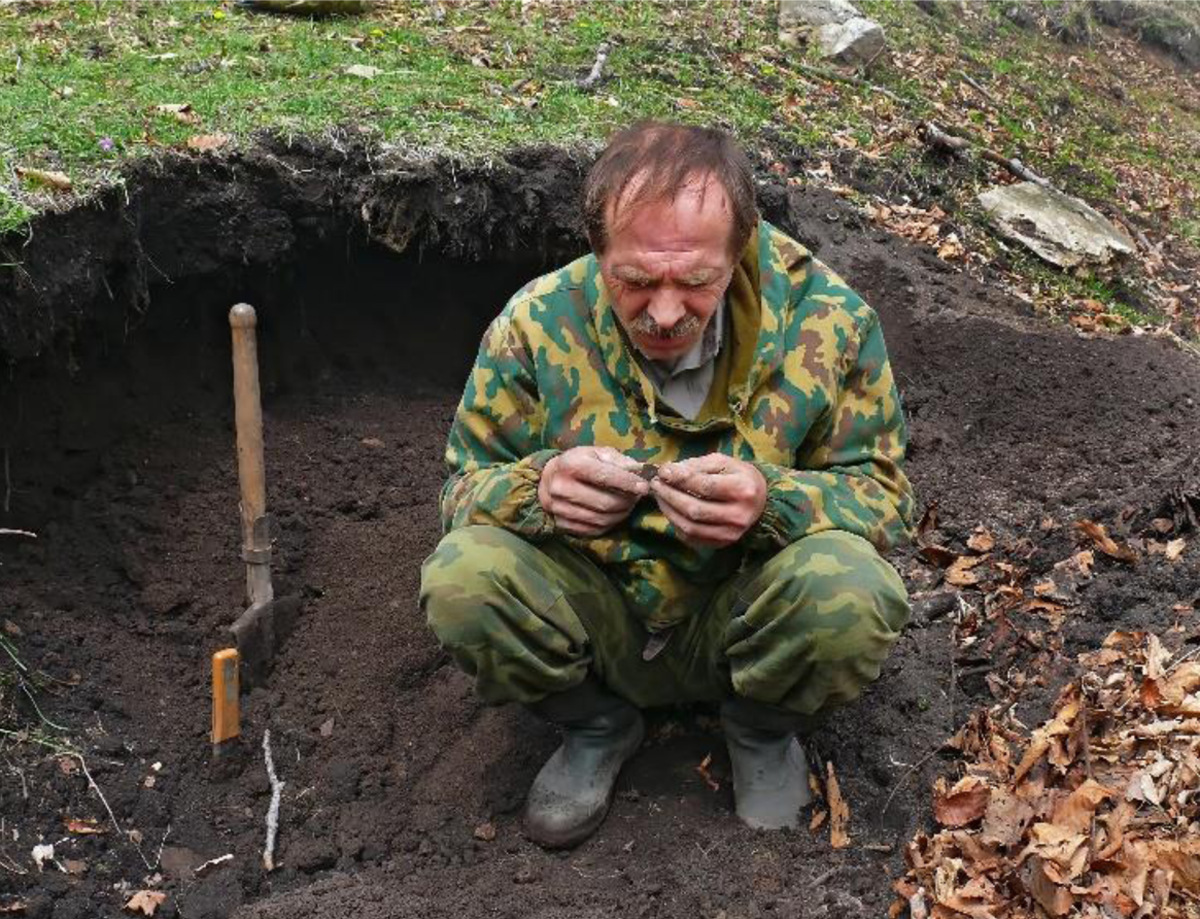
left=1, top=147, right=1197, bottom=919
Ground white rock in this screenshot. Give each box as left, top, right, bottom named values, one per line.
left=32, top=843, right=56, bottom=872
left=779, top=0, right=859, bottom=29
left=978, top=182, right=1136, bottom=269
left=817, top=17, right=887, bottom=66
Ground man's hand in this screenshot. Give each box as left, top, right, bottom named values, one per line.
left=538, top=446, right=651, bottom=537
left=650, top=454, right=767, bottom=548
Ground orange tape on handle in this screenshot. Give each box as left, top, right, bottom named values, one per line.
left=212, top=649, right=240, bottom=744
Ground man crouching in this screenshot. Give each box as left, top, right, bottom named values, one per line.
left=420, top=121, right=914, bottom=848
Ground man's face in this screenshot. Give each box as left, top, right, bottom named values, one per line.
left=598, top=176, right=737, bottom=363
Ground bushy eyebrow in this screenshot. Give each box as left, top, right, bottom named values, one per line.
left=612, top=266, right=720, bottom=285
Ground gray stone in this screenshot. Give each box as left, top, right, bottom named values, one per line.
left=817, top=17, right=886, bottom=66
left=977, top=182, right=1136, bottom=270
left=779, top=0, right=859, bottom=30
left=777, top=0, right=890, bottom=67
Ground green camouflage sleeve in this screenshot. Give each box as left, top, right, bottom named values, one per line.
left=439, top=308, right=559, bottom=537
left=749, top=305, right=914, bottom=553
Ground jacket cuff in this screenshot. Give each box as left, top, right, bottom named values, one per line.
left=512, top=448, right=561, bottom=538
left=747, top=460, right=808, bottom=552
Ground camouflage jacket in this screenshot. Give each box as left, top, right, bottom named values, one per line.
left=439, top=221, right=914, bottom=631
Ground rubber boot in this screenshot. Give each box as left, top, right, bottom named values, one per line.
left=523, top=679, right=645, bottom=849
left=721, top=696, right=813, bottom=831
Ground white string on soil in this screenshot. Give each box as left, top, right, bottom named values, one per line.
left=262, top=729, right=285, bottom=872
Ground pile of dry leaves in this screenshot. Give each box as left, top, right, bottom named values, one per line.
left=892, top=631, right=1200, bottom=918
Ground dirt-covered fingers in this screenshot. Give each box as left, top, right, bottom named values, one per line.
left=549, top=503, right=631, bottom=537
left=651, top=456, right=768, bottom=548
left=538, top=447, right=648, bottom=535
left=650, top=480, right=745, bottom=547
left=580, top=449, right=652, bottom=497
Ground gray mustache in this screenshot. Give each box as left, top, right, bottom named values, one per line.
left=626, top=311, right=705, bottom=340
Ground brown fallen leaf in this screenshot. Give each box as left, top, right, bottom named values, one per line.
left=124, top=891, right=166, bottom=916
left=153, top=103, right=200, bottom=125
left=809, top=808, right=828, bottom=831
left=967, top=527, right=995, bottom=553
left=3, top=619, right=22, bottom=636
left=16, top=167, right=72, bottom=191
left=826, top=762, right=850, bottom=849
left=918, top=543, right=958, bottom=568
left=979, top=786, right=1033, bottom=848
left=946, top=554, right=987, bottom=587
left=1165, top=538, right=1186, bottom=561
left=1050, top=778, right=1112, bottom=833
left=65, top=818, right=105, bottom=835
left=933, top=775, right=990, bottom=828
left=1022, top=855, right=1072, bottom=916
left=695, top=753, right=719, bottom=792
left=916, top=504, right=939, bottom=543
left=186, top=133, right=230, bottom=152
left=473, top=821, right=496, bottom=842
left=1074, top=519, right=1138, bottom=564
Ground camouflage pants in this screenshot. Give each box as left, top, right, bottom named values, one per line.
left=419, top=526, right=909, bottom=717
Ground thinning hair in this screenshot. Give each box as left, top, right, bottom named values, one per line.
left=583, top=121, right=758, bottom=257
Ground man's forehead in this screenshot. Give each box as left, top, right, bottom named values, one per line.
left=607, top=171, right=732, bottom=228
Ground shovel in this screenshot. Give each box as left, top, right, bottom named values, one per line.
left=228, top=303, right=300, bottom=687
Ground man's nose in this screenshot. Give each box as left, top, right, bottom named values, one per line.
left=647, top=293, right=686, bottom=329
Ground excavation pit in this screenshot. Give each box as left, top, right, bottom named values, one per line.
left=1, top=143, right=1197, bottom=919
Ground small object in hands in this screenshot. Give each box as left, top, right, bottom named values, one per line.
left=211, top=649, right=240, bottom=747
left=636, top=463, right=660, bottom=482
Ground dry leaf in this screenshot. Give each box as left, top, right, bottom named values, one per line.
left=154, top=103, right=200, bottom=125
left=3, top=619, right=22, bottom=636
left=917, top=504, right=940, bottom=544
left=16, top=167, right=72, bottom=191
left=1050, top=778, right=1111, bottom=833
left=946, top=554, right=987, bottom=587
left=65, top=818, right=105, bottom=835
left=473, top=821, right=496, bottom=842
left=186, top=133, right=230, bottom=152
left=980, top=786, right=1033, bottom=847
left=967, top=527, right=995, bottom=553
left=827, top=762, right=850, bottom=849
left=933, top=775, right=991, bottom=828
left=1164, top=538, right=1185, bottom=561
left=344, top=64, right=382, bottom=79
left=1074, top=520, right=1138, bottom=563
left=810, top=808, right=828, bottom=830
left=919, top=544, right=958, bottom=568
left=124, top=891, right=166, bottom=916
left=695, top=753, right=719, bottom=792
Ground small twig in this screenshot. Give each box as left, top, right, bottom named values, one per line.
left=262, top=729, right=284, bottom=872
left=576, top=40, right=611, bottom=91
left=0, top=529, right=37, bottom=539
left=18, top=681, right=69, bottom=732
left=0, top=851, right=28, bottom=875
left=919, top=120, right=1050, bottom=186
left=793, top=61, right=909, bottom=107
left=956, top=69, right=997, bottom=106
left=75, top=753, right=156, bottom=871
left=881, top=746, right=943, bottom=817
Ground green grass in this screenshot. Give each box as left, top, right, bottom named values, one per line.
left=1, top=0, right=1199, bottom=342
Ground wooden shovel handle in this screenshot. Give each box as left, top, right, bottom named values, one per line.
left=230, top=304, right=273, bottom=606
left=230, top=304, right=267, bottom=539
